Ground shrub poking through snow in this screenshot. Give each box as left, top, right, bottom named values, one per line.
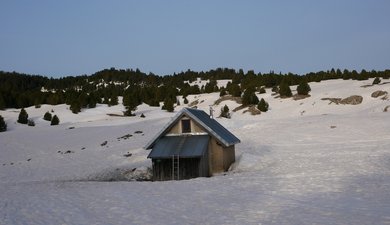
left=140, top=113, right=145, bottom=118
left=123, top=108, right=135, bottom=116
left=259, top=87, right=266, bottom=94
left=271, top=86, right=279, bottom=94
left=0, top=115, right=6, bottom=132
left=51, top=115, right=60, bottom=125
left=220, top=104, right=231, bottom=118
left=27, top=119, right=35, bottom=127
left=257, top=98, right=269, bottom=112
left=17, top=108, right=28, bottom=124
left=43, top=112, right=52, bottom=121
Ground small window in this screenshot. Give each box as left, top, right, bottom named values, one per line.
left=181, top=120, right=191, bottom=133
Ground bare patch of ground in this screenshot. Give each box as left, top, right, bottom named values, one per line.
left=293, top=94, right=311, bottom=100
left=214, top=95, right=242, bottom=105
left=371, top=90, right=388, bottom=98
left=232, top=105, right=247, bottom=112
left=188, top=100, right=199, bottom=107
left=322, top=95, right=363, bottom=105
left=243, top=106, right=261, bottom=115
left=361, top=81, right=390, bottom=88
left=107, top=113, right=124, bottom=117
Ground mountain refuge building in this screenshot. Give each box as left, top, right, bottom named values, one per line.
left=145, top=107, right=240, bottom=181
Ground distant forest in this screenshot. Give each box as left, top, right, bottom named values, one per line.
left=1, top=68, right=389, bottom=113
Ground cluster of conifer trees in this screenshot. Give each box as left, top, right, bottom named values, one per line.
left=0, top=68, right=389, bottom=116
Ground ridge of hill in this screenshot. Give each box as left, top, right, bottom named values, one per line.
left=1, top=68, right=390, bottom=110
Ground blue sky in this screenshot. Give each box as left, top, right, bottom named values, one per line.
left=1, top=0, right=389, bottom=77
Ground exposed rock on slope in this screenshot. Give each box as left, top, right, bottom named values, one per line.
left=214, top=95, right=242, bottom=105
left=243, top=106, right=261, bottom=115
left=322, top=95, right=363, bottom=105
left=371, top=90, right=388, bottom=98
left=340, top=95, right=363, bottom=105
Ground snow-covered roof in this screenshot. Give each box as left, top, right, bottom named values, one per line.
left=144, top=107, right=240, bottom=149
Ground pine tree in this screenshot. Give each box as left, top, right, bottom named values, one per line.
left=229, top=83, right=241, bottom=97
left=220, top=105, right=230, bottom=118
left=109, top=94, right=118, bottom=106
left=258, top=87, right=266, bottom=94
left=123, top=95, right=138, bottom=116
left=17, top=108, right=28, bottom=124
left=43, top=112, right=52, bottom=121
left=296, top=80, right=311, bottom=95
left=0, top=94, right=5, bottom=110
left=271, top=86, right=279, bottom=94
left=51, top=115, right=60, bottom=125
left=257, top=98, right=269, bottom=112
left=0, top=115, right=7, bottom=132
left=183, top=97, right=189, bottom=104
left=219, top=89, right=227, bottom=97
left=162, top=98, right=174, bottom=112
left=372, top=77, right=381, bottom=85
left=70, top=102, right=81, bottom=114
left=88, top=94, right=97, bottom=108
left=279, top=81, right=292, bottom=97
left=242, top=87, right=259, bottom=106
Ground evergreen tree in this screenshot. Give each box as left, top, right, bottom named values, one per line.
left=279, top=80, right=292, bottom=97
left=43, top=111, right=52, bottom=121
left=103, top=96, right=110, bottom=105
left=219, top=89, right=227, bottom=97
left=123, top=94, right=138, bottom=116
left=109, top=94, right=118, bottom=106
left=88, top=93, right=97, bottom=108
left=70, top=102, right=81, bottom=114
left=258, top=87, right=266, bottom=94
left=257, top=98, right=269, bottom=112
left=0, top=94, right=5, bottom=110
left=372, top=77, right=381, bottom=85
left=296, top=80, right=311, bottom=95
left=123, top=107, right=135, bottom=116
left=228, top=83, right=241, bottom=97
left=220, top=105, right=230, bottom=118
left=183, top=97, right=189, bottom=104
left=271, top=86, right=279, bottom=94
left=242, top=87, right=259, bottom=105
left=0, top=115, right=6, bottom=132
left=162, top=98, right=174, bottom=112
left=17, top=108, right=28, bottom=124
left=51, top=115, right=60, bottom=125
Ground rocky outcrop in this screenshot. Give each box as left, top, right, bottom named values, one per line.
left=371, top=90, right=388, bottom=98
left=322, top=95, right=363, bottom=105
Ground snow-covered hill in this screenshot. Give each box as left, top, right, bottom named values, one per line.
left=1, top=78, right=390, bottom=224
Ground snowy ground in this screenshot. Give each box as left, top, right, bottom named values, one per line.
left=1, top=78, right=390, bottom=224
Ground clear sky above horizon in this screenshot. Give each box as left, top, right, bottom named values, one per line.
left=1, top=0, right=389, bottom=78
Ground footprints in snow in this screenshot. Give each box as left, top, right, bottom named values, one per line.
left=2, top=158, right=33, bottom=166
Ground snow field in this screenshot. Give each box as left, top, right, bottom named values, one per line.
left=1, top=78, right=390, bottom=224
